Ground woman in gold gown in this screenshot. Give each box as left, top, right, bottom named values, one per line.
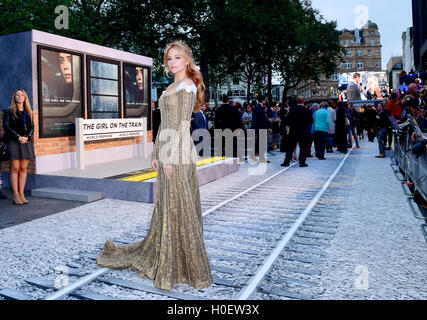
left=97, top=41, right=213, bottom=290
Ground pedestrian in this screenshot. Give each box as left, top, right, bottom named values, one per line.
left=279, top=102, right=290, bottom=152
left=242, top=102, right=253, bottom=130
left=313, top=101, right=330, bottom=160
left=2, top=89, right=35, bottom=205
left=97, top=40, right=213, bottom=290
left=307, top=103, right=319, bottom=157
left=346, top=103, right=360, bottom=148
left=386, top=92, right=402, bottom=120
left=326, top=100, right=336, bottom=153
left=357, top=106, right=365, bottom=140
left=191, top=101, right=209, bottom=156
left=251, top=95, right=271, bottom=163
left=365, top=105, right=377, bottom=142
left=214, top=94, right=242, bottom=157
left=375, top=103, right=389, bottom=158
left=335, top=102, right=348, bottom=153
left=281, top=96, right=313, bottom=167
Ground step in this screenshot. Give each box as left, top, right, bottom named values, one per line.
left=32, top=187, right=102, bottom=203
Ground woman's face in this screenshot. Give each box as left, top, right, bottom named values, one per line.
left=166, top=48, right=188, bottom=76
left=14, top=90, right=25, bottom=105
left=59, top=52, right=72, bottom=84
left=135, top=67, right=143, bottom=90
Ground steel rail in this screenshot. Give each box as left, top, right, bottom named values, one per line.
left=236, top=147, right=354, bottom=300
left=44, top=160, right=299, bottom=300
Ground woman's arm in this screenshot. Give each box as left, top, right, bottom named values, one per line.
left=26, top=114, right=34, bottom=139
left=2, top=110, right=20, bottom=141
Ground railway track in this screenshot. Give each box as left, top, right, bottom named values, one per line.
left=0, top=149, right=353, bottom=300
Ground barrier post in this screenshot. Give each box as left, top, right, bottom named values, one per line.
left=142, top=117, right=147, bottom=158
left=75, top=118, right=85, bottom=170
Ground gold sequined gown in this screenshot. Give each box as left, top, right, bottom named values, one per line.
left=97, top=79, right=213, bottom=290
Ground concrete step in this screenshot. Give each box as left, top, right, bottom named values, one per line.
left=31, top=187, right=102, bottom=203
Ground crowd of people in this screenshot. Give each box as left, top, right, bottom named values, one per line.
left=185, top=81, right=427, bottom=165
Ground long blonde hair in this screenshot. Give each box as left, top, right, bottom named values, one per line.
left=10, top=88, right=33, bottom=120
left=164, top=41, right=205, bottom=112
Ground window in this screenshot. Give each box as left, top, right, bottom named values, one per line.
left=345, top=40, right=349, bottom=46
left=368, top=50, right=372, bottom=56
left=376, top=62, right=380, bottom=69
left=342, top=62, right=353, bottom=69
left=233, top=78, right=240, bottom=85
left=87, top=57, right=121, bottom=119
left=371, top=40, right=375, bottom=46
left=357, top=50, right=363, bottom=57
left=346, top=50, right=352, bottom=57
left=357, top=62, right=364, bottom=69
left=331, top=74, right=339, bottom=81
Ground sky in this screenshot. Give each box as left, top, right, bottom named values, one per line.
left=310, top=0, right=413, bottom=70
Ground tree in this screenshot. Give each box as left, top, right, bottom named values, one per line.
left=274, top=4, right=344, bottom=102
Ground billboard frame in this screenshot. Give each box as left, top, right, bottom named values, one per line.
left=37, top=45, right=85, bottom=138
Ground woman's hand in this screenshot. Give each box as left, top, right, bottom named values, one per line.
left=152, top=159, right=159, bottom=171
left=18, top=136, right=28, bottom=144
left=162, top=164, right=173, bottom=180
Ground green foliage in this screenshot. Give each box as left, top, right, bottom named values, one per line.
left=0, top=0, right=343, bottom=99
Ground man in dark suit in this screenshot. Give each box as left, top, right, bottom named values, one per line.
left=252, top=95, right=271, bottom=163
left=281, top=96, right=313, bottom=167
left=347, top=73, right=362, bottom=101
left=214, top=95, right=242, bottom=157
left=214, top=95, right=241, bottom=131
left=191, top=102, right=209, bottom=156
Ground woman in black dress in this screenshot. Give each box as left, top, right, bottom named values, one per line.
left=2, top=89, right=35, bottom=205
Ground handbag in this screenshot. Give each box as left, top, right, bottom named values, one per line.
left=0, top=142, right=8, bottom=162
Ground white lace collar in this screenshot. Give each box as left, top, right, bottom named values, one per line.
left=176, top=82, right=197, bottom=94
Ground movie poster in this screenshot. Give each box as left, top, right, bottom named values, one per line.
left=124, top=64, right=151, bottom=130
left=338, top=71, right=389, bottom=101
left=39, top=47, right=83, bottom=137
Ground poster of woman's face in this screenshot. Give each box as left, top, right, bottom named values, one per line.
left=124, top=64, right=151, bottom=130
left=39, top=47, right=83, bottom=137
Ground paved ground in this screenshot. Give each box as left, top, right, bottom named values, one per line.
left=317, top=139, right=427, bottom=299
left=0, top=190, right=85, bottom=230
left=0, top=139, right=425, bottom=299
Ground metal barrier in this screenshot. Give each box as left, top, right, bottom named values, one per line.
left=393, top=115, right=427, bottom=202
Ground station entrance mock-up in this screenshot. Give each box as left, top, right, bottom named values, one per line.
left=0, top=30, right=153, bottom=183
left=0, top=30, right=239, bottom=202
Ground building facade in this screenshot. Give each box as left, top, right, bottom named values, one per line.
left=386, top=56, right=403, bottom=90
left=411, top=0, right=427, bottom=72
left=290, top=20, right=382, bottom=102
left=402, top=27, right=415, bottom=73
